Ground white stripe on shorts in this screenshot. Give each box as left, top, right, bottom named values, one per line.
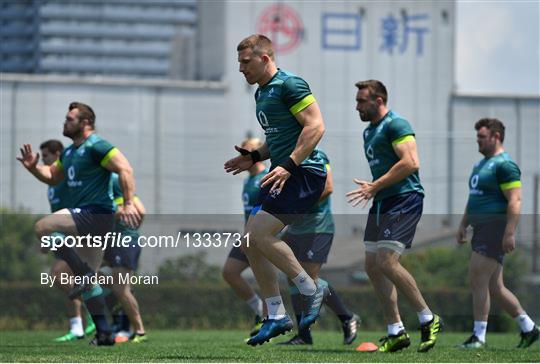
left=364, top=241, right=378, bottom=253
left=377, top=240, right=407, bottom=255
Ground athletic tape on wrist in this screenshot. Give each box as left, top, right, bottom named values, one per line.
left=280, top=157, right=298, bottom=174
left=250, top=150, right=262, bottom=163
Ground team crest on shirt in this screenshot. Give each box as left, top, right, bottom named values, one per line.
left=488, top=162, right=495, bottom=169
left=77, top=147, right=86, bottom=156
left=65, top=149, right=72, bottom=157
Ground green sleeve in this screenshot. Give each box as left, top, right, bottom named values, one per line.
left=90, top=139, right=116, bottom=166
left=386, top=118, right=415, bottom=143
left=496, top=161, right=521, bottom=190
left=282, top=77, right=315, bottom=115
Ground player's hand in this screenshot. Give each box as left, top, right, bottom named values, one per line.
left=120, top=202, right=142, bottom=229
left=17, top=144, right=39, bottom=171
left=346, top=179, right=378, bottom=208
left=502, top=232, right=516, bottom=253
left=224, top=146, right=254, bottom=175
left=260, top=166, right=290, bottom=194
left=456, top=225, right=468, bottom=245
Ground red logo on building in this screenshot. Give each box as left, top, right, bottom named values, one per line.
left=257, top=4, right=304, bottom=54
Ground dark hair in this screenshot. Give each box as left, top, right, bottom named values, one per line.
left=40, top=139, right=64, bottom=154
left=237, top=34, right=275, bottom=61
left=69, top=101, right=95, bottom=129
left=355, top=80, right=388, bottom=105
left=475, top=118, right=505, bottom=143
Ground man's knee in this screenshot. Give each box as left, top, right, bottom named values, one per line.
left=112, top=283, right=130, bottom=298
left=469, top=271, right=490, bottom=291
left=245, top=229, right=272, bottom=249
left=222, top=265, right=240, bottom=283
left=35, top=218, right=51, bottom=238
left=50, top=260, right=68, bottom=278
left=364, top=254, right=380, bottom=277
left=488, top=279, right=505, bottom=297
left=376, top=251, right=399, bottom=275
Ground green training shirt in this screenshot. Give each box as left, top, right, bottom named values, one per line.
left=56, top=133, right=116, bottom=211
left=254, top=69, right=326, bottom=173
left=47, top=180, right=69, bottom=213
left=466, top=152, right=521, bottom=224
left=363, top=110, right=424, bottom=201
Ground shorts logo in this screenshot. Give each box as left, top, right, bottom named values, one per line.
left=72, top=208, right=81, bottom=213
left=48, top=187, right=55, bottom=200
left=307, top=250, right=314, bottom=260
left=115, top=255, right=121, bottom=265
left=383, top=229, right=391, bottom=238
left=269, top=189, right=281, bottom=198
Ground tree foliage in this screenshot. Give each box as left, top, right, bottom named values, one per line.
left=0, top=208, right=44, bottom=281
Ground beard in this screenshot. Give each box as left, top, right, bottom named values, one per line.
left=359, top=107, right=378, bottom=122
left=63, top=124, right=82, bottom=139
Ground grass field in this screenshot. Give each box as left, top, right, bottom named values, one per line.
left=1, top=329, right=539, bottom=362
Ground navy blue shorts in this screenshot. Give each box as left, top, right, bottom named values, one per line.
left=471, top=220, right=507, bottom=264
left=69, top=205, right=115, bottom=237
left=364, top=192, right=423, bottom=252
left=282, top=232, right=333, bottom=264
left=103, top=231, right=141, bottom=270
left=227, top=245, right=249, bottom=263
left=253, top=167, right=326, bottom=225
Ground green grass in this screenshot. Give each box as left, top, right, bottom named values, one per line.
left=1, top=330, right=539, bottom=362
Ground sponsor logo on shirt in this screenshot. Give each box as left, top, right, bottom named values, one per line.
left=366, top=145, right=380, bottom=167
left=67, top=166, right=83, bottom=187
left=469, top=174, right=484, bottom=195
